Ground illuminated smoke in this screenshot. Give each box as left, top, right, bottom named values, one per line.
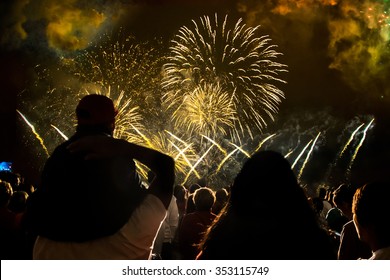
left=238, top=0, right=390, bottom=102
left=0, top=0, right=132, bottom=52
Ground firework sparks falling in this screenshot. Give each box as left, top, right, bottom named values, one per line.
left=63, top=30, right=165, bottom=129
left=162, top=13, right=288, bottom=141
left=17, top=110, right=50, bottom=158
left=106, top=89, right=144, bottom=144
left=171, top=83, right=237, bottom=138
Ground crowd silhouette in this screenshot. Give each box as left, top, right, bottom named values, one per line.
left=1, top=95, right=389, bottom=260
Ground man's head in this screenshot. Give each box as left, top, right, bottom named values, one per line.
left=352, top=181, right=390, bottom=250
left=0, top=180, right=13, bottom=207
left=332, top=183, right=355, bottom=219
left=193, top=187, right=216, bottom=212
left=76, top=94, right=118, bottom=135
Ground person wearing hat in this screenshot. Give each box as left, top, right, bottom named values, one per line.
left=26, top=94, right=175, bottom=259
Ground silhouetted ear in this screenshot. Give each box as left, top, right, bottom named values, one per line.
left=110, top=122, right=115, bottom=135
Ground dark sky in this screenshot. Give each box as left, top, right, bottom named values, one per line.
left=1, top=0, right=389, bottom=188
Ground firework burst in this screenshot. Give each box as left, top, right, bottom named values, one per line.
left=62, top=29, right=166, bottom=129
left=162, top=14, right=288, bottom=141
left=172, top=82, right=236, bottom=138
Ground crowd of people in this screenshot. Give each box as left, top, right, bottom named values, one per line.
left=1, top=94, right=389, bottom=260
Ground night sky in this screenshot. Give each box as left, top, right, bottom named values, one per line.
left=1, top=0, right=390, bottom=190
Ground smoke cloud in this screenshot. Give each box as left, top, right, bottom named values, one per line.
left=237, top=0, right=390, bottom=106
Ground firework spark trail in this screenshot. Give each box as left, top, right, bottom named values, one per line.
left=284, top=140, right=301, bottom=158
left=201, top=134, right=227, bottom=155
left=170, top=142, right=193, bottom=161
left=284, top=149, right=294, bottom=158
left=17, top=110, right=50, bottom=158
left=165, top=130, right=200, bottom=175
left=130, top=124, right=154, bottom=148
left=291, top=139, right=313, bottom=170
left=297, top=132, right=321, bottom=181
left=165, top=130, right=190, bottom=146
left=216, top=147, right=240, bottom=173
left=168, top=140, right=200, bottom=179
left=252, top=133, right=277, bottom=155
left=51, top=124, right=69, bottom=140
left=183, top=144, right=215, bottom=184
left=229, top=142, right=251, bottom=158
left=347, top=118, right=375, bottom=171
left=338, top=123, right=365, bottom=159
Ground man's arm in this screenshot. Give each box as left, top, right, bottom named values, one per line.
left=67, top=136, right=175, bottom=209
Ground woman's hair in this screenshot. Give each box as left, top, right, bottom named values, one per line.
left=229, top=150, right=301, bottom=214
left=198, top=150, right=328, bottom=259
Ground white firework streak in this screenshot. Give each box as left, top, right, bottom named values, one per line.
left=201, top=134, right=228, bottom=156
left=182, top=144, right=215, bottom=184
left=51, top=124, right=69, bottom=141
left=297, top=132, right=321, bottom=181
left=167, top=139, right=200, bottom=179
left=17, top=110, right=50, bottom=157
left=348, top=118, right=375, bottom=170
left=228, top=142, right=251, bottom=158
left=339, top=123, right=365, bottom=158
left=216, top=147, right=240, bottom=173
left=252, top=133, right=277, bottom=155
left=291, top=139, right=313, bottom=170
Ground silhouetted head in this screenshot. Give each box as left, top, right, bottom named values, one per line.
left=8, top=190, right=29, bottom=213
left=215, top=188, right=229, bottom=203
left=193, top=187, right=216, bottom=212
left=0, top=180, right=13, bottom=207
left=76, top=94, right=118, bottom=135
left=332, top=183, right=356, bottom=219
left=317, top=187, right=327, bottom=199
left=189, top=183, right=201, bottom=194
left=230, top=150, right=301, bottom=214
left=353, top=181, right=390, bottom=247
left=174, top=184, right=187, bottom=201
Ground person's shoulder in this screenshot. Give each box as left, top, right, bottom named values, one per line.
left=322, top=200, right=332, bottom=208
left=142, top=194, right=167, bottom=211
left=371, top=246, right=390, bottom=260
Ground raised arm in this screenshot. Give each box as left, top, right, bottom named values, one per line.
left=67, top=136, right=175, bottom=209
